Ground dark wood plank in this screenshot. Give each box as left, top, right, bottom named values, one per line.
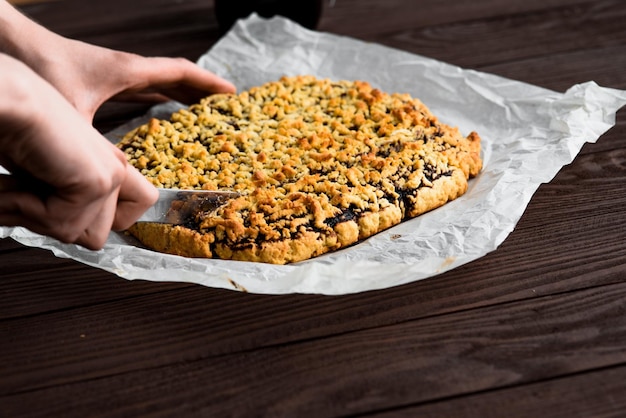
left=2, top=281, right=625, bottom=416
left=357, top=1, right=626, bottom=71
left=318, top=0, right=593, bottom=38
left=483, top=44, right=626, bottom=91
left=0, top=239, right=191, bottom=320
left=3, top=0, right=626, bottom=416
left=322, top=0, right=626, bottom=92
left=20, top=0, right=219, bottom=47
left=2, top=217, right=625, bottom=396
left=1, top=123, right=625, bottom=393
left=19, top=0, right=626, bottom=127
left=370, top=365, right=626, bottom=417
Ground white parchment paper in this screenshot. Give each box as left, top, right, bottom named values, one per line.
left=3, top=15, right=626, bottom=295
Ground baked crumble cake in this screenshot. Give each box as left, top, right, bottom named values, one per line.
left=117, top=75, right=482, bottom=264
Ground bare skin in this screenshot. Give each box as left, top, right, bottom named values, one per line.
left=0, top=1, right=236, bottom=249
left=0, top=55, right=159, bottom=250
left=0, top=1, right=235, bottom=121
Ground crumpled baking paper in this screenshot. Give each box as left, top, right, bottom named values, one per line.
left=2, top=15, right=626, bottom=295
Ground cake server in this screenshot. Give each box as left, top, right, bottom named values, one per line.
left=137, top=188, right=240, bottom=224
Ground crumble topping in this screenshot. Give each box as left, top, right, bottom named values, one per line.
left=118, top=75, right=482, bottom=264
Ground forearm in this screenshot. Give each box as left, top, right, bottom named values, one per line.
left=0, top=48, right=158, bottom=249
left=1, top=0, right=235, bottom=122
left=0, top=54, right=38, bottom=141
left=0, top=1, right=62, bottom=74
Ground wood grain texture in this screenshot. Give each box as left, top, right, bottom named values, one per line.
left=2, top=0, right=625, bottom=416
left=318, top=0, right=594, bottom=37
left=370, top=366, right=626, bottom=417
left=360, top=0, right=626, bottom=68
left=0, top=242, right=191, bottom=320
left=2, top=281, right=626, bottom=416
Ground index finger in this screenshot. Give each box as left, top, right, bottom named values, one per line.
left=112, top=165, right=159, bottom=231
left=117, top=57, right=237, bottom=103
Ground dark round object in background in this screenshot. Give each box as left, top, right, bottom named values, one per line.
left=215, top=0, right=323, bottom=33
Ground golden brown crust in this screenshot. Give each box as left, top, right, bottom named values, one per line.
left=118, top=75, right=482, bottom=264
left=128, top=223, right=214, bottom=258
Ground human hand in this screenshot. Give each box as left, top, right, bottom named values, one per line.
left=34, top=38, right=237, bottom=121
left=0, top=54, right=158, bottom=250
left=35, top=38, right=235, bottom=120
left=0, top=0, right=235, bottom=121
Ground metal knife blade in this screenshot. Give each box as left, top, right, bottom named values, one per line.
left=137, top=188, right=240, bottom=224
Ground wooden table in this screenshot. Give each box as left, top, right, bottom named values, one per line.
left=2, top=0, right=626, bottom=416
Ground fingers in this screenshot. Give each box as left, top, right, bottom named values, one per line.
left=112, top=56, right=236, bottom=105
left=174, top=57, right=237, bottom=95
left=70, top=53, right=237, bottom=119
left=0, top=50, right=163, bottom=250
left=73, top=189, right=120, bottom=250
left=0, top=189, right=116, bottom=250
left=112, top=165, right=158, bottom=231
left=155, top=57, right=236, bottom=96
left=0, top=165, right=157, bottom=250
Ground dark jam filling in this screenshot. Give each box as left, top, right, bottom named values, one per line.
left=377, top=139, right=405, bottom=158
left=213, top=106, right=233, bottom=116
left=227, top=120, right=241, bottom=130
left=324, top=205, right=359, bottom=228
left=193, top=163, right=454, bottom=246
left=423, top=163, right=451, bottom=183
left=183, top=219, right=201, bottom=230
left=221, top=161, right=452, bottom=249
left=182, top=132, right=453, bottom=251
left=391, top=164, right=454, bottom=218
left=224, top=220, right=329, bottom=251
left=212, top=204, right=364, bottom=251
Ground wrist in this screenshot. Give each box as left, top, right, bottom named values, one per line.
left=0, top=1, right=62, bottom=73
left=0, top=54, right=32, bottom=120
left=0, top=54, right=50, bottom=149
